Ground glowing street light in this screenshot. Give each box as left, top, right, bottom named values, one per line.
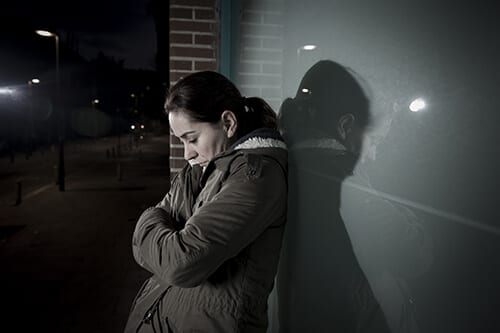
left=31, top=78, right=40, bottom=84
left=35, top=30, right=56, bottom=37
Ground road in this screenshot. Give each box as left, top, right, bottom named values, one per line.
left=0, top=134, right=171, bottom=332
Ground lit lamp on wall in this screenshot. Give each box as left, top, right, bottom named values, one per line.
left=36, top=29, right=65, bottom=191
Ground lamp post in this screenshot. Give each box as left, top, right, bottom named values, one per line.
left=36, top=30, right=65, bottom=191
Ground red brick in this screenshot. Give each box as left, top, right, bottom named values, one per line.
left=170, top=20, right=215, bottom=33
left=171, top=7, right=193, bottom=19
left=195, top=9, right=215, bottom=20
left=194, top=34, right=215, bottom=45
left=194, top=61, right=217, bottom=71
left=170, top=33, right=193, bottom=44
left=170, top=60, right=192, bottom=71
left=170, top=0, right=215, bottom=7
left=171, top=46, right=215, bottom=58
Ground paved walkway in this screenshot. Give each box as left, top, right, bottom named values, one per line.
left=0, top=134, right=171, bottom=332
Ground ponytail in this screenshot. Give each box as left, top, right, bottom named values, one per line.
left=239, top=96, right=278, bottom=135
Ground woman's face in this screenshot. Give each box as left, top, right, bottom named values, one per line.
left=169, top=110, right=229, bottom=167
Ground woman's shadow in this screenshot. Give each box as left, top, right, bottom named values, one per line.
left=275, top=60, right=390, bottom=332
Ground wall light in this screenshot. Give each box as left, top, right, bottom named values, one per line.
left=409, top=98, right=426, bottom=112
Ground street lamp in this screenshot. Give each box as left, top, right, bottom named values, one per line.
left=36, top=29, right=65, bottom=191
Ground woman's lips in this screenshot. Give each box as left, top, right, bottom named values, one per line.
left=188, top=160, right=208, bottom=167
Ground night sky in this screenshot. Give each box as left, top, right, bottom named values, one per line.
left=3, top=0, right=156, bottom=70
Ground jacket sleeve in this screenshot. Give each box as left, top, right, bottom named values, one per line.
left=132, top=169, right=183, bottom=274
left=132, top=154, right=287, bottom=288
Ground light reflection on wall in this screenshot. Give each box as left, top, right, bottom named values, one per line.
left=409, top=98, right=426, bottom=112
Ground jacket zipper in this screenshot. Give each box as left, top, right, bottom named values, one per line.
left=136, top=286, right=172, bottom=333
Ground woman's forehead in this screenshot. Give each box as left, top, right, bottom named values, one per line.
left=169, top=111, right=219, bottom=138
left=169, top=111, right=197, bottom=137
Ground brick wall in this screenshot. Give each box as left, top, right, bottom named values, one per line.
left=169, top=0, right=219, bottom=177
left=168, top=0, right=285, bottom=178
left=236, top=0, right=285, bottom=112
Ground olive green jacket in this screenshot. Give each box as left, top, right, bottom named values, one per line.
left=125, top=129, right=288, bottom=333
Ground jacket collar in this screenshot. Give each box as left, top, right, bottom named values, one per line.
left=231, top=128, right=287, bottom=150
left=200, top=128, right=286, bottom=181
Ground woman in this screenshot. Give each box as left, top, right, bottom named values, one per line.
left=125, top=71, right=288, bottom=333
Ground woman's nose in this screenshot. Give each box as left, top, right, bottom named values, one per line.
left=184, top=145, right=197, bottom=161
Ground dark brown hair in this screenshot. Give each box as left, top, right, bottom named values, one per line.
left=165, top=71, right=277, bottom=139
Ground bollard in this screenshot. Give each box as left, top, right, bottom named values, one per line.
left=14, top=181, right=22, bottom=206
left=117, top=162, right=123, bottom=181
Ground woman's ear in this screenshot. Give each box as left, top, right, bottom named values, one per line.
left=337, top=113, right=355, bottom=141
left=221, top=110, right=238, bottom=138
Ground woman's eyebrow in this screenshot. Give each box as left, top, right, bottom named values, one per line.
left=179, top=130, right=197, bottom=139
left=169, top=129, right=197, bottom=138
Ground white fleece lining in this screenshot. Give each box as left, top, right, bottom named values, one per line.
left=234, top=138, right=287, bottom=150
left=291, top=138, right=346, bottom=151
